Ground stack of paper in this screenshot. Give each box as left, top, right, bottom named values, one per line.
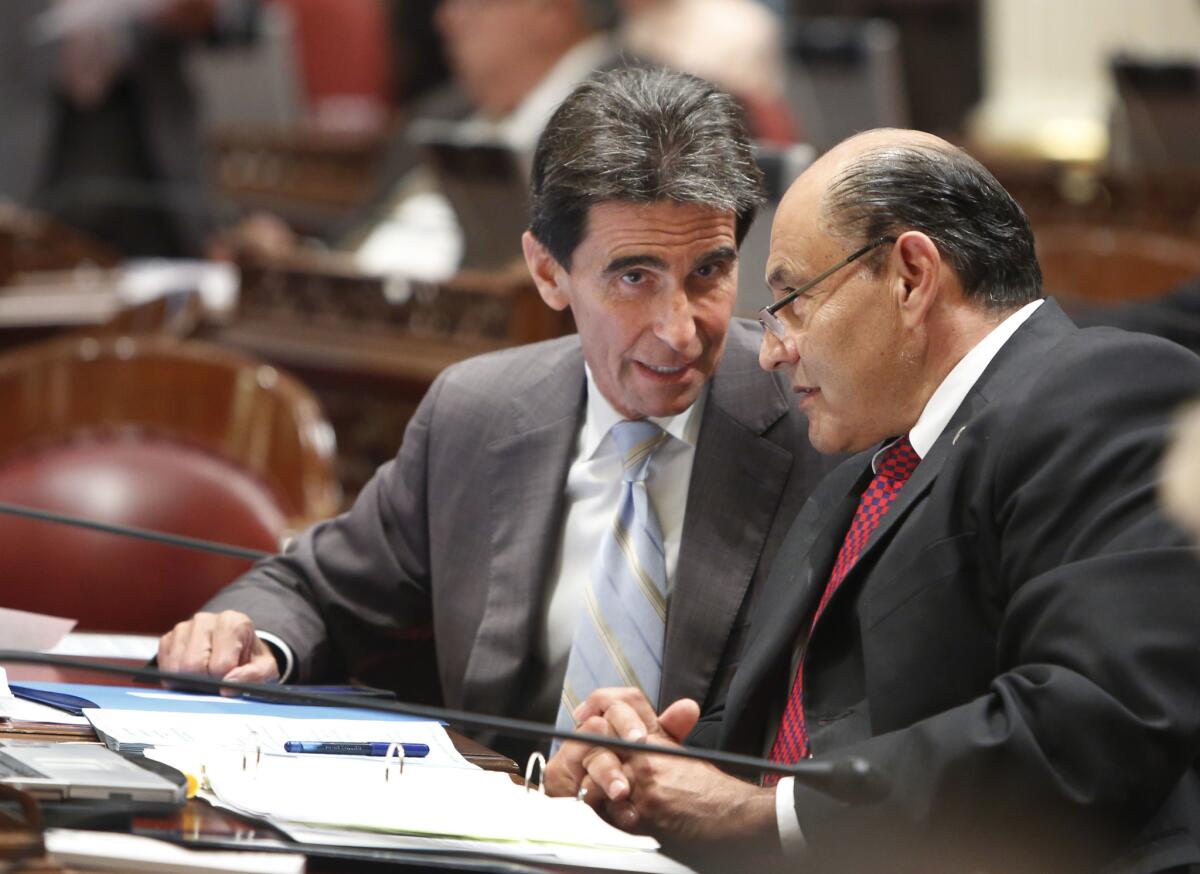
left=144, top=746, right=689, bottom=871
left=87, top=710, right=472, bottom=768
left=0, top=668, right=93, bottom=737
left=10, top=682, right=470, bottom=768
left=45, top=829, right=305, bottom=874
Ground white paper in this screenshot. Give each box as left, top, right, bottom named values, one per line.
left=0, top=607, right=76, bottom=651
left=150, top=748, right=658, bottom=853
left=97, top=711, right=473, bottom=767
left=0, top=667, right=91, bottom=727
left=283, top=824, right=699, bottom=873
left=46, top=632, right=159, bottom=660
left=118, top=259, right=238, bottom=317
left=45, top=829, right=304, bottom=874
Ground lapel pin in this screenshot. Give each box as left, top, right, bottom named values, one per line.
left=952, top=426, right=966, bottom=445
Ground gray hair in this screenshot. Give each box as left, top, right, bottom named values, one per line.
left=823, top=140, right=1043, bottom=310
left=529, top=66, right=765, bottom=269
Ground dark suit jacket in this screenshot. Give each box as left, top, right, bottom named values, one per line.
left=699, top=301, right=1200, bottom=873
left=206, top=321, right=836, bottom=755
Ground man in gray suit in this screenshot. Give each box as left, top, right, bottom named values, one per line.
left=157, top=67, right=834, bottom=756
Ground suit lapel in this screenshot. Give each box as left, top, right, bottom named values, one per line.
left=461, top=349, right=585, bottom=716
left=718, top=458, right=868, bottom=751
left=811, top=300, right=1077, bottom=628
left=661, top=328, right=797, bottom=709
left=662, top=402, right=788, bottom=708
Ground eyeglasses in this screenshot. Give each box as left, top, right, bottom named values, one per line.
left=758, top=235, right=897, bottom=341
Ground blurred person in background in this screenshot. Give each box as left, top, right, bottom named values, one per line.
left=0, top=0, right=259, bottom=258
left=617, top=0, right=797, bottom=142
left=231, top=0, right=620, bottom=278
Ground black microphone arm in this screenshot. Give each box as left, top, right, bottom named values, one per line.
left=0, top=501, right=271, bottom=562
left=0, top=499, right=889, bottom=803
left=0, top=651, right=890, bottom=805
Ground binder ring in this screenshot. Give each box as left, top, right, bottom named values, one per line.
left=524, top=751, right=546, bottom=794
left=242, top=731, right=262, bottom=775
left=384, top=741, right=405, bottom=781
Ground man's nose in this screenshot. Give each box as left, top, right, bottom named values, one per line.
left=759, top=327, right=798, bottom=371
left=653, top=287, right=699, bottom=351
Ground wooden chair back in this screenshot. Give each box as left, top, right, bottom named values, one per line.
left=0, top=337, right=341, bottom=632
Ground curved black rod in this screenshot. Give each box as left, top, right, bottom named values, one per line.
left=0, top=651, right=889, bottom=804
left=0, top=501, right=271, bottom=562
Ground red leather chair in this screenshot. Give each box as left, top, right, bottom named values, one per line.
left=0, top=336, right=341, bottom=633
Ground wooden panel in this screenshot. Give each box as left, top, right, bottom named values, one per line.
left=207, top=259, right=573, bottom=497
left=1036, top=224, right=1200, bottom=302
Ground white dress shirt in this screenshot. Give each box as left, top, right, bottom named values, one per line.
left=263, top=363, right=708, bottom=718
left=776, top=298, right=1044, bottom=854
left=531, top=366, right=707, bottom=721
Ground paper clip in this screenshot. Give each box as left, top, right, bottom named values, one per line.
left=524, top=751, right=546, bottom=794
left=384, top=741, right=405, bottom=782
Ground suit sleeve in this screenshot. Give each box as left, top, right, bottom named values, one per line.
left=204, top=370, right=447, bottom=683
left=789, top=335, right=1200, bottom=873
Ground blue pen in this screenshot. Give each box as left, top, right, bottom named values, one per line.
left=283, top=741, right=430, bottom=757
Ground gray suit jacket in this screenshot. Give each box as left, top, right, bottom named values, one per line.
left=207, top=321, right=836, bottom=750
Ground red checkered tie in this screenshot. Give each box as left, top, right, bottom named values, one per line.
left=765, top=437, right=920, bottom=782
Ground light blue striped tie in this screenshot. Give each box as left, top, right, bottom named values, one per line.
left=554, top=420, right=670, bottom=750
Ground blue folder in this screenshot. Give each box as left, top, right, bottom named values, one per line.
left=10, top=682, right=428, bottom=722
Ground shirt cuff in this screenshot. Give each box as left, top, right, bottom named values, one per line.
left=775, top=776, right=808, bottom=858
left=254, top=630, right=294, bottom=683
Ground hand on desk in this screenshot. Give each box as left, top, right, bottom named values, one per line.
left=545, top=688, right=776, bottom=846
left=157, top=610, right=280, bottom=683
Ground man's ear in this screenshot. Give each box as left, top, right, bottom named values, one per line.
left=890, top=230, right=941, bottom=329
left=522, top=230, right=570, bottom=311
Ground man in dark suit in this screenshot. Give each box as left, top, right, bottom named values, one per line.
left=550, top=128, right=1200, bottom=872
left=157, top=68, right=834, bottom=759
left=0, top=0, right=259, bottom=257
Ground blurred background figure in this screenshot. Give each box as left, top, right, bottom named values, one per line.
left=617, top=0, right=796, bottom=141
left=4, top=0, right=1200, bottom=509
left=344, top=0, right=619, bottom=277
left=0, top=0, right=260, bottom=259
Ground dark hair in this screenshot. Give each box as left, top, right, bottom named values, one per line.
left=529, top=66, right=764, bottom=269
left=823, top=140, right=1043, bottom=309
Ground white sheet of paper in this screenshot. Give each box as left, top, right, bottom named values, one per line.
left=283, top=824, right=700, bottom=873
left=45, top=829, right=305, bottom=874
left=96, top=711, right=474, bottom=768
left=0, top=667, right=91, bottom=727
left=0, top=607, right=76, bottom=651
left=46, top=632, right=159, bottom=660
left=148, top=747, right=659, bottom=854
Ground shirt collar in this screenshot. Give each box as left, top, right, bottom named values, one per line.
left=873, top=298, right=1043, bottom=471
left=581, top=364, right=708, bottom=459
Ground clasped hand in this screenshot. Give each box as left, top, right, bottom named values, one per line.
left=544, top=688, right=776, bottom=846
